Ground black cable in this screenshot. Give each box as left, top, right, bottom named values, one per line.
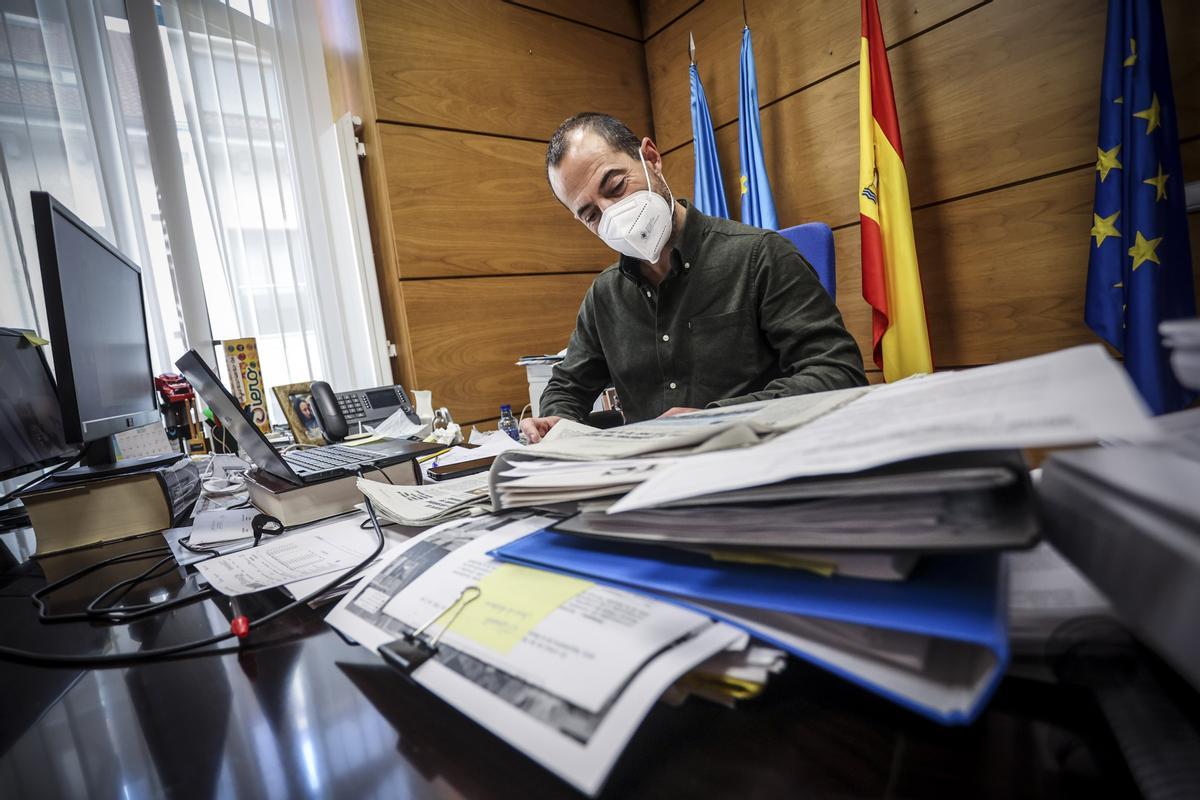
left=0, top=469, right=388, bottom=666
left=0, top=449, right=86, bottom=506
left=370, top=464, right=395, bottom=484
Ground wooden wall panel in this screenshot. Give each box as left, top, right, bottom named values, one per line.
left=661, top=0, right=1200, bottom=232
left=381, top=125, right=612, bottom=278
left=404, top=274, right=595, bottom=423
left=642, top=0, right=702, bottom=40
left=646, top=0, right=980, bottom=153
left=362, top=0, right=652, bottom=141
left=509, top=0, right=642, bottom=39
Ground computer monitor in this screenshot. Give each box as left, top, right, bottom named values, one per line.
left=0, top=328, right=76, bottom=483
left=31, top=191, right=174, bottom=476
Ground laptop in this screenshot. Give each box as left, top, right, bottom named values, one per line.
left=177, top=350, right=441, bottom=485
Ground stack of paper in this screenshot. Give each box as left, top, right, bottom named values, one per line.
left=482, top=345, right=1162, bottom=726
left=357, top=474, right=492, bottom=526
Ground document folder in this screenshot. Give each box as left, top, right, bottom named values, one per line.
left=495, top=531, right=1009, bottom=725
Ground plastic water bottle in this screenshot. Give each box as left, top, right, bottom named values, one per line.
left=498, top=404, right=519, bottom=441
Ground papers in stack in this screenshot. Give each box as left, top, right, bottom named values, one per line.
left=553, top=450, right=1038, bottom=555
left=325, top=511, right=746, bottom=796
left=489, top=345, right=1158, bottom=514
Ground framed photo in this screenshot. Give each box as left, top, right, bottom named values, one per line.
left=273, top=382, right=326, bottom=445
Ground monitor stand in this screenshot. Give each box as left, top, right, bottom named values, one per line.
left=58, top=435, right=184, bottom=481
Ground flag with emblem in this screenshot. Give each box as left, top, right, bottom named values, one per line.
left=689, top=34, right=729, bottom=219
left=1085, top=0, right=1195, bottom=415
left=737, top=26, right=777, bottom=230
left=858, top=0, right=932, bottom=381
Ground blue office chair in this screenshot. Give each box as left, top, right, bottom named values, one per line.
left=778, top=222, right=836, bottom=301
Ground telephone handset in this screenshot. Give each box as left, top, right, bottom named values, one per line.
left=310, top=381, right=420, bottom=443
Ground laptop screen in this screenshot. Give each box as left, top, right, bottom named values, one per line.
left=175, top=350, right=297, bottom=483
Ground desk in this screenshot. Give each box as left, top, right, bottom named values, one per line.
left=0, top=526, right=1156, bottom=798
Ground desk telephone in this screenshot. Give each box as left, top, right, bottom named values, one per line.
left=310, top=381, right=420, bottom=442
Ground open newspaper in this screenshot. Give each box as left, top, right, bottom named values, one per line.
left=490, top=345, right=1159, bottom=512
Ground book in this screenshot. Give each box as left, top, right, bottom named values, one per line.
left=21, top=456, right=200, bottom=556
left=245, top=460, right=419, bottom=527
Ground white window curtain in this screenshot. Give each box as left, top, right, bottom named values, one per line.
left=0, top=0, right=385, bottom=427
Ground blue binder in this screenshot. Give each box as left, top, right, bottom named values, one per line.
left=494, top=530, right=1009, bottom=725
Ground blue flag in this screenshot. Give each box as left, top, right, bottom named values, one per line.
left=690, top=62, right=728, bottom=219
left=1085, top=0, right=1196, bottom=415
left=737, top=26, right=777, bottom=230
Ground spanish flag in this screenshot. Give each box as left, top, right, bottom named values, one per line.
left=859, top=0, right=932, bottom=381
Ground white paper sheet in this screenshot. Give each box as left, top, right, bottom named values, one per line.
left=187, top=508, right=260, bottom=547
left=612, top=345, right=1159, bottom=513
left=368, top=407, right=427, bottom=440
left=325, top=512, right=744, bottom=796
left=379, top=524, right=711, bottom=713
left=197, top=515, right=379, bottom=595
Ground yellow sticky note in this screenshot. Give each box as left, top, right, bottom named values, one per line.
left=449, top=564, right=591, bottom=655
left=21, top=331, right=49, bottom=346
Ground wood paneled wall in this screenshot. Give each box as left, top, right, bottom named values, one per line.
left=331, top=0, right=650, bottom=424
left=646, top=0, right=1200, bottom=377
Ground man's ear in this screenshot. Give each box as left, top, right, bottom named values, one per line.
left=640, top=137, right=663, bottom=173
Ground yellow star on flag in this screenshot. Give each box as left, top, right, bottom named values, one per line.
left=1128, top=231, right=1162, bottom=271
left=1123, top=39, right=1137, bottom=67
left=1143, top=163, right=1168, bottom=201
left=1091, top=211, right=1120, bottom=247
left=1096, top=145, right=1122, bottom=182
left=1133, top=93, right=1161, bottom=134
left=1114, top=96, right=1123, bottom=104
left=739, top=175, right=748, bottom=195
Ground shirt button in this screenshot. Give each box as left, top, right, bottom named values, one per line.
left=645, top=291, right=651, bottom=298
left=684, top=262, right=690, bottom=270
left=669, top=382, right=677, bottom=389
left=662, top=334, right=670, bottom=342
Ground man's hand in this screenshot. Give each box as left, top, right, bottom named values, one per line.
left=519, top=415, right=563, bottom=444
left=657, top=407, right=701, bottom=418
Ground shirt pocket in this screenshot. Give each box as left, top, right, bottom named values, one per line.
left=687, top=309, right=755, bottom=396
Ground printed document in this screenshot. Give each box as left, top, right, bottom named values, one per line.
left=613, top=345, right=1159, bottom=512
left=326, top=512, right=744, bottom=796
left=197, top=514, right=379, bottom=595
left=187, top=507, right=260, bottom=547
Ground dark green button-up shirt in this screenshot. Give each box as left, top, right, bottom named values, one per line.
left=540, top=201, right=867, bottom=424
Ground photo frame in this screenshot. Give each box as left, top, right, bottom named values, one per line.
left=273, top=382, right=326, bottom=445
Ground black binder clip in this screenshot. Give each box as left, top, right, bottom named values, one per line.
left=379, top=586, right=481, bottom=677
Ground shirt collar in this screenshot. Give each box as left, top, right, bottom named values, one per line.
left=617, top=198, right=707, bottom=284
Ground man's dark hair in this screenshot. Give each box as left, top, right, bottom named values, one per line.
left=546, top=112, right=641, bottom=172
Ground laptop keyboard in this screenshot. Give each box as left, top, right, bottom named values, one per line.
left=283, top=444, right=385, bottom=473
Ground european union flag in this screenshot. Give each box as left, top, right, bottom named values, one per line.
left=1085, top=0, right=1196, bottom=414
left=690, top=58, right=729, bottom=219
left=737, top=26, right=777, bottom=230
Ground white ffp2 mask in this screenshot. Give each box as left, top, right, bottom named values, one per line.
left=596, top=151, right=675, bottom=263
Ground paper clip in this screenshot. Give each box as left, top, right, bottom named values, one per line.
left=379, top=585, right=481, bottom=676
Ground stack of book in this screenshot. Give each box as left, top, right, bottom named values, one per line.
left=484, top=345, right=1159, bottom=723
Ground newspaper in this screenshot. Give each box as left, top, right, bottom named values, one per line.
left=357, top=473, right=492, bottom=525
left=612, top=345, right=1159, bottom=513
left=326, top=512, right=745, bottom=795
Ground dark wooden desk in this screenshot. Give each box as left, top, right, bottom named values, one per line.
left=0, top=527, right=1149, bottom=799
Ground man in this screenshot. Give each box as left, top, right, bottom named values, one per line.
left=522, top=112, right=866, bottom=443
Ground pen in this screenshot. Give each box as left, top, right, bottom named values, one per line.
left=417, top=448, right=452, bottom=465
